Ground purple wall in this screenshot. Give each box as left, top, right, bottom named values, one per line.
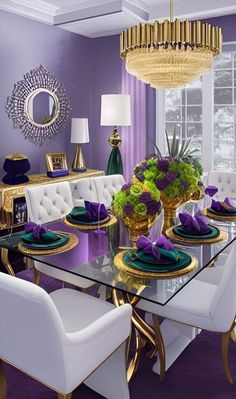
left=1, top=10, right=236, bottom=179
left=0, top=10, right=92, bottom=178
left=89, top=35, right=122, bottom=171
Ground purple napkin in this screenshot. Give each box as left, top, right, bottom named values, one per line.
left=85, top=201, right=108, bottom=222
left=205, top=185, right=218, bottom=197
left=211, top=197, right=236, bottom=213
left=136, top=235, right=175, bottom=260
left=25, top=221, right=49, bottom=240
left=179, top=210, right=210, bottom=234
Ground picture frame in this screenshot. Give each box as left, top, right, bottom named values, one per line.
left=45, top=152, right=68, bottom=172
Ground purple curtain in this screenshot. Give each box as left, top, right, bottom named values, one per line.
left=121, top=64, right=147, bottom=182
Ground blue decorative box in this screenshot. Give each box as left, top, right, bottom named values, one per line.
left=2, top=153, right=30, bottom=185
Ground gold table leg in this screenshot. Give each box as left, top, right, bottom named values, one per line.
left=1, top=248, right=15, bottom=276
left=0, top=360, right=7, bottom=399
left=112, top=289, right=165, bottom=382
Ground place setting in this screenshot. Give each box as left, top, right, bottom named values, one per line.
left=202, top=197, right=236, bottom=222
left=114, top=235, right=198, bottom=279
left=18, top=221, right=78, bottom=255
left=63, top=200, right=117, bottom=230
left=165, top=210, right=228, bottom=245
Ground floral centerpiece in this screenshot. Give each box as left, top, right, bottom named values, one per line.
left=134, top=130, right=204, bottom=232
left=112, top=178, right=162, bottom=241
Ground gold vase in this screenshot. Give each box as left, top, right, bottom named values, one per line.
left=122, top=213, right=159, bottom=243
left=161, top=192, right=192, bottom=234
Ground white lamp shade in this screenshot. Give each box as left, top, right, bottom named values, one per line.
left=71, top=118, right=90, bottom=144
left=100, top=94, right=131, bottom=126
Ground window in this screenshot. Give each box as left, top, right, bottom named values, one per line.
left=156, top=48, right=236, bottom=172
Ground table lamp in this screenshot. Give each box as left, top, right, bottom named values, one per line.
left=100, top=94, right=131, bottom=175
left=71, top=118, right=89, bottom=172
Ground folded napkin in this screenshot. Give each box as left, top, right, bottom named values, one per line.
left=136, top=235, right=179, bottom=262
left=69, top=201, right=108, bottom=223
left=205, top=185, right=218, bottom=197
left=24, top=221, right=59, bottom=242
left=179, top=210, right=210, bottom=234
left=211, top=197, right=236, bottom=214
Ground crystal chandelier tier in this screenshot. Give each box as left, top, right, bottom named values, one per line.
left=120, top=1, right=222, bottom=89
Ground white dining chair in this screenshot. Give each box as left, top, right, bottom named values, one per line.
left=0, top=272, right=132, bottom=399
left=92, top=174, right=125, bottom=207
left=136, top=242, right=236, bottom=383
left=69, top=178, right=98, bottom=206
left=25, top=181, right=93, bottom=289
left=208, top=171, right=236, bottom=201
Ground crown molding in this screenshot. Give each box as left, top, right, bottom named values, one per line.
left=0, top=0, right=55, bottom=23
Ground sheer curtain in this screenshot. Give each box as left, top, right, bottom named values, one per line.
left=121, top=64, right=147, bottom=182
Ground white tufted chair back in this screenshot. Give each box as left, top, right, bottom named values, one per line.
left=0, top=272, right=66, bottom=391
left=69, top=178, right=98, bottom=206
left=210, top=241, right=236, bottom=331
left=208, top=171, right=236, bottom=201
left=92, top=175, right=125, bottom=207
left=25, top=181, right=73, bottom=224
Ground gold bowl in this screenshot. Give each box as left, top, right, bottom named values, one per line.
left=122, top=212, right=159, bottom=242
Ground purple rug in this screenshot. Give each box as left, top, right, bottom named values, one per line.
left=3, top=270, right=236, bottom=399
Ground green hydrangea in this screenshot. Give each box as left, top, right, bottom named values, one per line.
left=134, top=203, right=147, bottom=216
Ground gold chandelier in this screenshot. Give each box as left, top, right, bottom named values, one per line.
left=120, top=0, right=222, bottom=89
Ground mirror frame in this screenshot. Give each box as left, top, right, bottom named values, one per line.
left=5, top=65, right=71, bottom=146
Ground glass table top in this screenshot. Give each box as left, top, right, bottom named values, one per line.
left=0, top=218, right=235, bottom=306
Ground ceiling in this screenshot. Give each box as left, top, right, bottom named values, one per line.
left=0, top=0, right=235, bottom=38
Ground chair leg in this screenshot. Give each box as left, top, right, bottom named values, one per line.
left=33, top=268, right=40, bottom=285
left=57, top=393, right=72, bottom=399
left=0, top=360, right=7, bottom=399
left=221, top=331, right=234, bottom=384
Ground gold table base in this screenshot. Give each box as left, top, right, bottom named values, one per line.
left=165, top=226, right=228, bottom=245
left=112, top=289, right=165, bottom=382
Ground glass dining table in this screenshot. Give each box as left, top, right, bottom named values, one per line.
left=0, top=216, right=235, bottom=381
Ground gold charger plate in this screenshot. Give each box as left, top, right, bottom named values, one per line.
left=165, top=226, right=228, bottom=244
left=63, top=214, right=117, bottom=230
left=18, top=231, right=78, bottom=255
left=202, top=208, right=236, bottom=222
left=114, top=250, right=198, bottom=279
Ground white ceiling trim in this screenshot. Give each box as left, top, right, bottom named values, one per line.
left=0, top=0, right=55, bottom=23
left=0, top=0, right=236, bottom=38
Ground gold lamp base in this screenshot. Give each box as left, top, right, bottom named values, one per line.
left=108, top=127, right=122, bottom=147
left=72, top=144, right=87, bottom=172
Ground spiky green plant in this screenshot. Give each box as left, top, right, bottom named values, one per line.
left=164, top=127, right=199, bottom=159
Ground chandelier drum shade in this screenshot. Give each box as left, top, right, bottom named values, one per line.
left=120, top=19, right=222, bottom=89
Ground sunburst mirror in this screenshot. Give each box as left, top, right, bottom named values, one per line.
left=5, top=65, right=71, bottom=146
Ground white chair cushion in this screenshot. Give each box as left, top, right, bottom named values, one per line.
left=208, top=171, right=236, bottom=201
left=137, top=279, right=218, bottom=331
left=92, top=175, right=125, bottom=207
left=70, top=178, right=98, bottom=206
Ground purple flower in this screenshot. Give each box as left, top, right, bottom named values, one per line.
left=121, top=182, right=133, bottom=191
left=140, top=162, right=148, bottom=171
left=123, top=203, right=133, bottom=216
left=139, top=191, right=152, bottom=204
left=157, top=158, right=170, bottom=173
left=147, top=200, right=161, bottom=215
left=166, top=171, right=178, bottom=183
left=136, top=173, right=145, bottom=182
left=155, top=178, right=169, bottom=191
left=182, top=181, right=190, bottom=190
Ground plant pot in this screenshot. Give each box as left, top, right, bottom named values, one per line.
left=122, top=212, right=159, bottom=242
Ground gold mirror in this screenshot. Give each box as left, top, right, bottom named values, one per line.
left=5, top=65, right=71, bottom=146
